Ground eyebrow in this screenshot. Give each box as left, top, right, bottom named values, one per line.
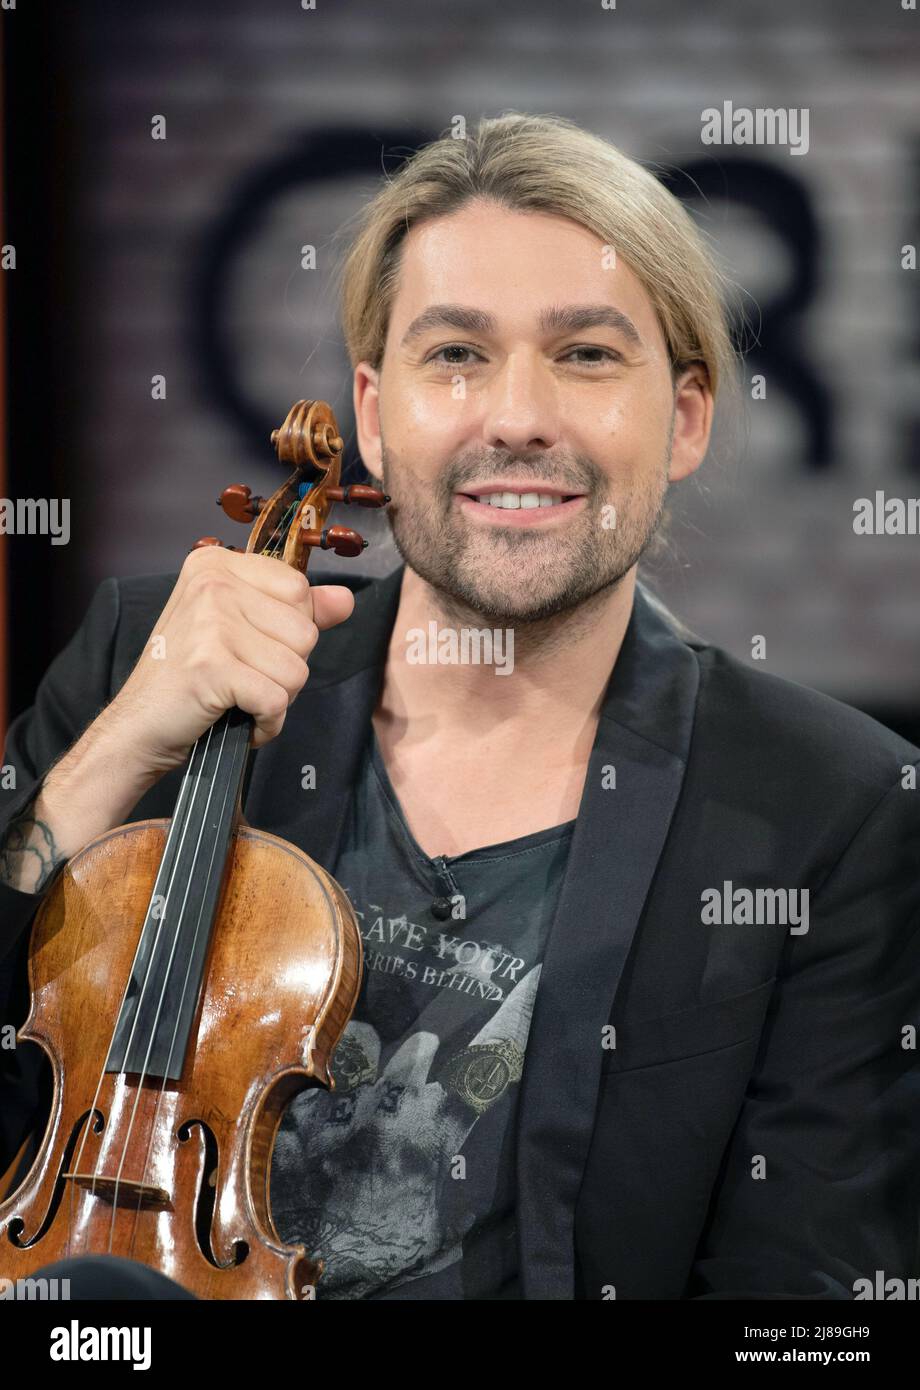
left=400, top=302, right=645, bottom=350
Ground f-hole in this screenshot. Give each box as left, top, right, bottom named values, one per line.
left=177, top=1118, right=248, bottom=1268
left=7, top=1108, right=104, bottom=1248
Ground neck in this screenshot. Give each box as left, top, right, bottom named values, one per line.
left=377, top=565, right=637, bottom=735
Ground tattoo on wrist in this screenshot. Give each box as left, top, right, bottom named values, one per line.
left=0, top=792, right=65, bottom=892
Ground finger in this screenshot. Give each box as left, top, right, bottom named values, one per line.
left=228, top=627, right=310, bottom=704
left=232, top=580, right=354, bottom=647
left=180, top=544, right=310, bottom=607
left=225, top=659, right=291, bottom=744
left=309, top=584, right=356, bottom=631
left=231, top=585, right=319, bottom=659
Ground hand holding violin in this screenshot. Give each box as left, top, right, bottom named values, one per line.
left=8, top=548, right=356, bottom=889
left=109, top=546, right=356, bottom=768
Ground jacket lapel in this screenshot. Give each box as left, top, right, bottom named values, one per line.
left=514, top=585, right=700, bottom=1298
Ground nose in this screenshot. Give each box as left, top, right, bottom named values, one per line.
left=481, top=351, right=560, bottom=455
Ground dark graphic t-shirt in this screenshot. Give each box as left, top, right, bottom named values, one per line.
left=269, top=731, right=574, bottom=1299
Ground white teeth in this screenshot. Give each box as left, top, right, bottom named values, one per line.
left=474, top=493, right=565, bottom=508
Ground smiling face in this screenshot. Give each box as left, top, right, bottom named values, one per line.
left=353, top=198, right=713, bottom=624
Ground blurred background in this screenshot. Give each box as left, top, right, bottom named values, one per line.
left=2, top=0, right=918, bottom=741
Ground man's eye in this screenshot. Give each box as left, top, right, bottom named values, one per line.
left=427, top=344, right=481, bottom=367
left=562, top=346, right=623, bottom=367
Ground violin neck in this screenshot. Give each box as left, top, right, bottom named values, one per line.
left=107, top=708, right=253, bottom=1080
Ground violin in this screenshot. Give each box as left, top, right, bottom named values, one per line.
left=0, top=400, right=388, bottom=1299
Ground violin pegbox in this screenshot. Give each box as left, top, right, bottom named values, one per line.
left=211, top=399, right=389, bottom=574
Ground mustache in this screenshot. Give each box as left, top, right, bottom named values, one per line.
left=443, top=452, right=601, bottom=495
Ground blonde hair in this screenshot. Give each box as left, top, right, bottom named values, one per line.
left=336, top=111, right=740, bottom=410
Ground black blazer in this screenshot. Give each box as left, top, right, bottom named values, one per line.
left=1, top=565, right=918, bottom=1300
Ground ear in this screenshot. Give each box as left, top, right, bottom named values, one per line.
left=668, top=363, right=714, bottom=483
left=353, top=361, right=383, bottom=483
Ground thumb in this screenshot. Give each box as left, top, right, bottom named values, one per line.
left=309, top=583, right=356, bottom=631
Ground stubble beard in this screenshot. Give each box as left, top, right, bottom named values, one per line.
left=378, top=440, right=671, bottom=631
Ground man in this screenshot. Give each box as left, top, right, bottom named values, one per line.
left=1, top=113, right=918, bottom=1300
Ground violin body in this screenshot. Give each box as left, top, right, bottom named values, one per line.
left=0, top=818, right=362, bottom=1299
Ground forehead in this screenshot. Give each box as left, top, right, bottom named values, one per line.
left=386, top=198, right=665, bottom=350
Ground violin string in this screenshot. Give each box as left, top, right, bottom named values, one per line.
left=103, top=715, right=231, bottom=1255
left=124, top=716, right=242, bottom=1261
left=64, top=737, right=205, bottom=1257
left=262, top=500, right=299, bottom=558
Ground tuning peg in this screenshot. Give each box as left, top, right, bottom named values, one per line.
left=217, top=484, right=266, bottom=524
left=301, top=525, right=367, bottom=558
left=191, top=537, right=242, bottom=552
left=323, top=484, right=390, bottom=509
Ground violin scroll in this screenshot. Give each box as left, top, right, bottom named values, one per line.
left=194, top=399, right=388, bottom=564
